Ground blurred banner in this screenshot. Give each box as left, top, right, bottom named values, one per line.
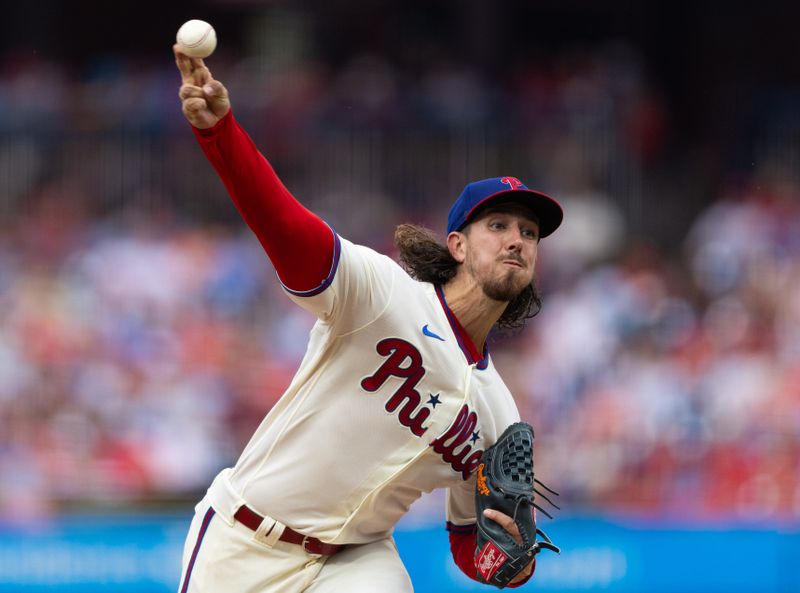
left=1, top=513, right=797, bottom=593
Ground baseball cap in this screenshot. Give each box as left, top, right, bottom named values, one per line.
left=446, top=176, right=563, bottom=238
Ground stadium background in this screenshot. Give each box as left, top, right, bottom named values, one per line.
left=1, top=1, right=799, bottom=591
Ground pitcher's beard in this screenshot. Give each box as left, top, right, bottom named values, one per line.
left=481, top=269, right=527, bottom=302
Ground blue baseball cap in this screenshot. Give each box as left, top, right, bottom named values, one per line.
left=446, top=176, right=563, bottom=238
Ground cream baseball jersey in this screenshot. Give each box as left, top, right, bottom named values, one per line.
left=220, top=232, right=522, bottom=545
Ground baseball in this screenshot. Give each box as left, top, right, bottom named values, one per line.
left=176, top=19, right=217, bottom=59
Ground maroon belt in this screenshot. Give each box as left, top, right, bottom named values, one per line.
left=233, top=504, right=344, bottom=556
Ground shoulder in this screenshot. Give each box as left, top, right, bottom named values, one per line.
left=339, top=237, right=420, bottom=285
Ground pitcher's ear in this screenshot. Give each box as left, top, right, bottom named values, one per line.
left=447, top=231, right=467, bottom=263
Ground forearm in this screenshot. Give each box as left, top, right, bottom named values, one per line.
left=448, top=523, right=535, bottom=588
left=449, top=523, right=479, bottom=579
left=193, top=111, right=334, bottom=291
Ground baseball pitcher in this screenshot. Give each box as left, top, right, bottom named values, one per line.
left=174, top=44, right=563, bottom=593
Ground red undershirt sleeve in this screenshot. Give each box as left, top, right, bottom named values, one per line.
left=447, top=523, right=535, bottom=588
left=191, top=111, right=334, bottom=293
left=448, top=525, right=479, bottom=580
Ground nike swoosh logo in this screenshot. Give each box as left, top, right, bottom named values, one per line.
left=422, top=324, right=445, bottom=341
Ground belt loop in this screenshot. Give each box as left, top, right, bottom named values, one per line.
left=253, top=514, right=285, bottom=548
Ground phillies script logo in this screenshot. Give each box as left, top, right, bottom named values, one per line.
left=361, top=338, right=431, bottom=437
left=361, top=338, right=484, bottom=480
left=430, top=404, right=483, bottom=480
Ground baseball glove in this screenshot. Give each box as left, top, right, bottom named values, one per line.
left=474, top=422, right=560, bottom=588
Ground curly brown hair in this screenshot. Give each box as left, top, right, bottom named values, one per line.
left=393, top=223, right=542, bottom=331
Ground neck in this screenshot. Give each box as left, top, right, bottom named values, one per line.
left=442, top=272, right=507, bottom=352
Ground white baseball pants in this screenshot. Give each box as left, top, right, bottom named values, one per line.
left=177, top=474, right=413, bottom=593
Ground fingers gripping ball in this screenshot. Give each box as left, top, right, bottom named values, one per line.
left=474, top=422, right=561, bottom=588
left=176, top=20, right=217, bottom=58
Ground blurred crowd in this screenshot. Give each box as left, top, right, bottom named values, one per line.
left=0, top=29, right=799, bottom=522
left=508, top=176, right=800, bottom=521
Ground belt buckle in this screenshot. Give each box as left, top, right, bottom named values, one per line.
left=301, top=535, right=318, bottom=555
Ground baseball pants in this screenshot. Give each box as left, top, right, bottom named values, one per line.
left=177, top=475, right=413, bottom=593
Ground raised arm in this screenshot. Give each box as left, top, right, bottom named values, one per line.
left=174, top=46, right=335, bottom=294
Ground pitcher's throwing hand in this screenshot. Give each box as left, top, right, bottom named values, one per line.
left=174, top=45, right=229, bottom=129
